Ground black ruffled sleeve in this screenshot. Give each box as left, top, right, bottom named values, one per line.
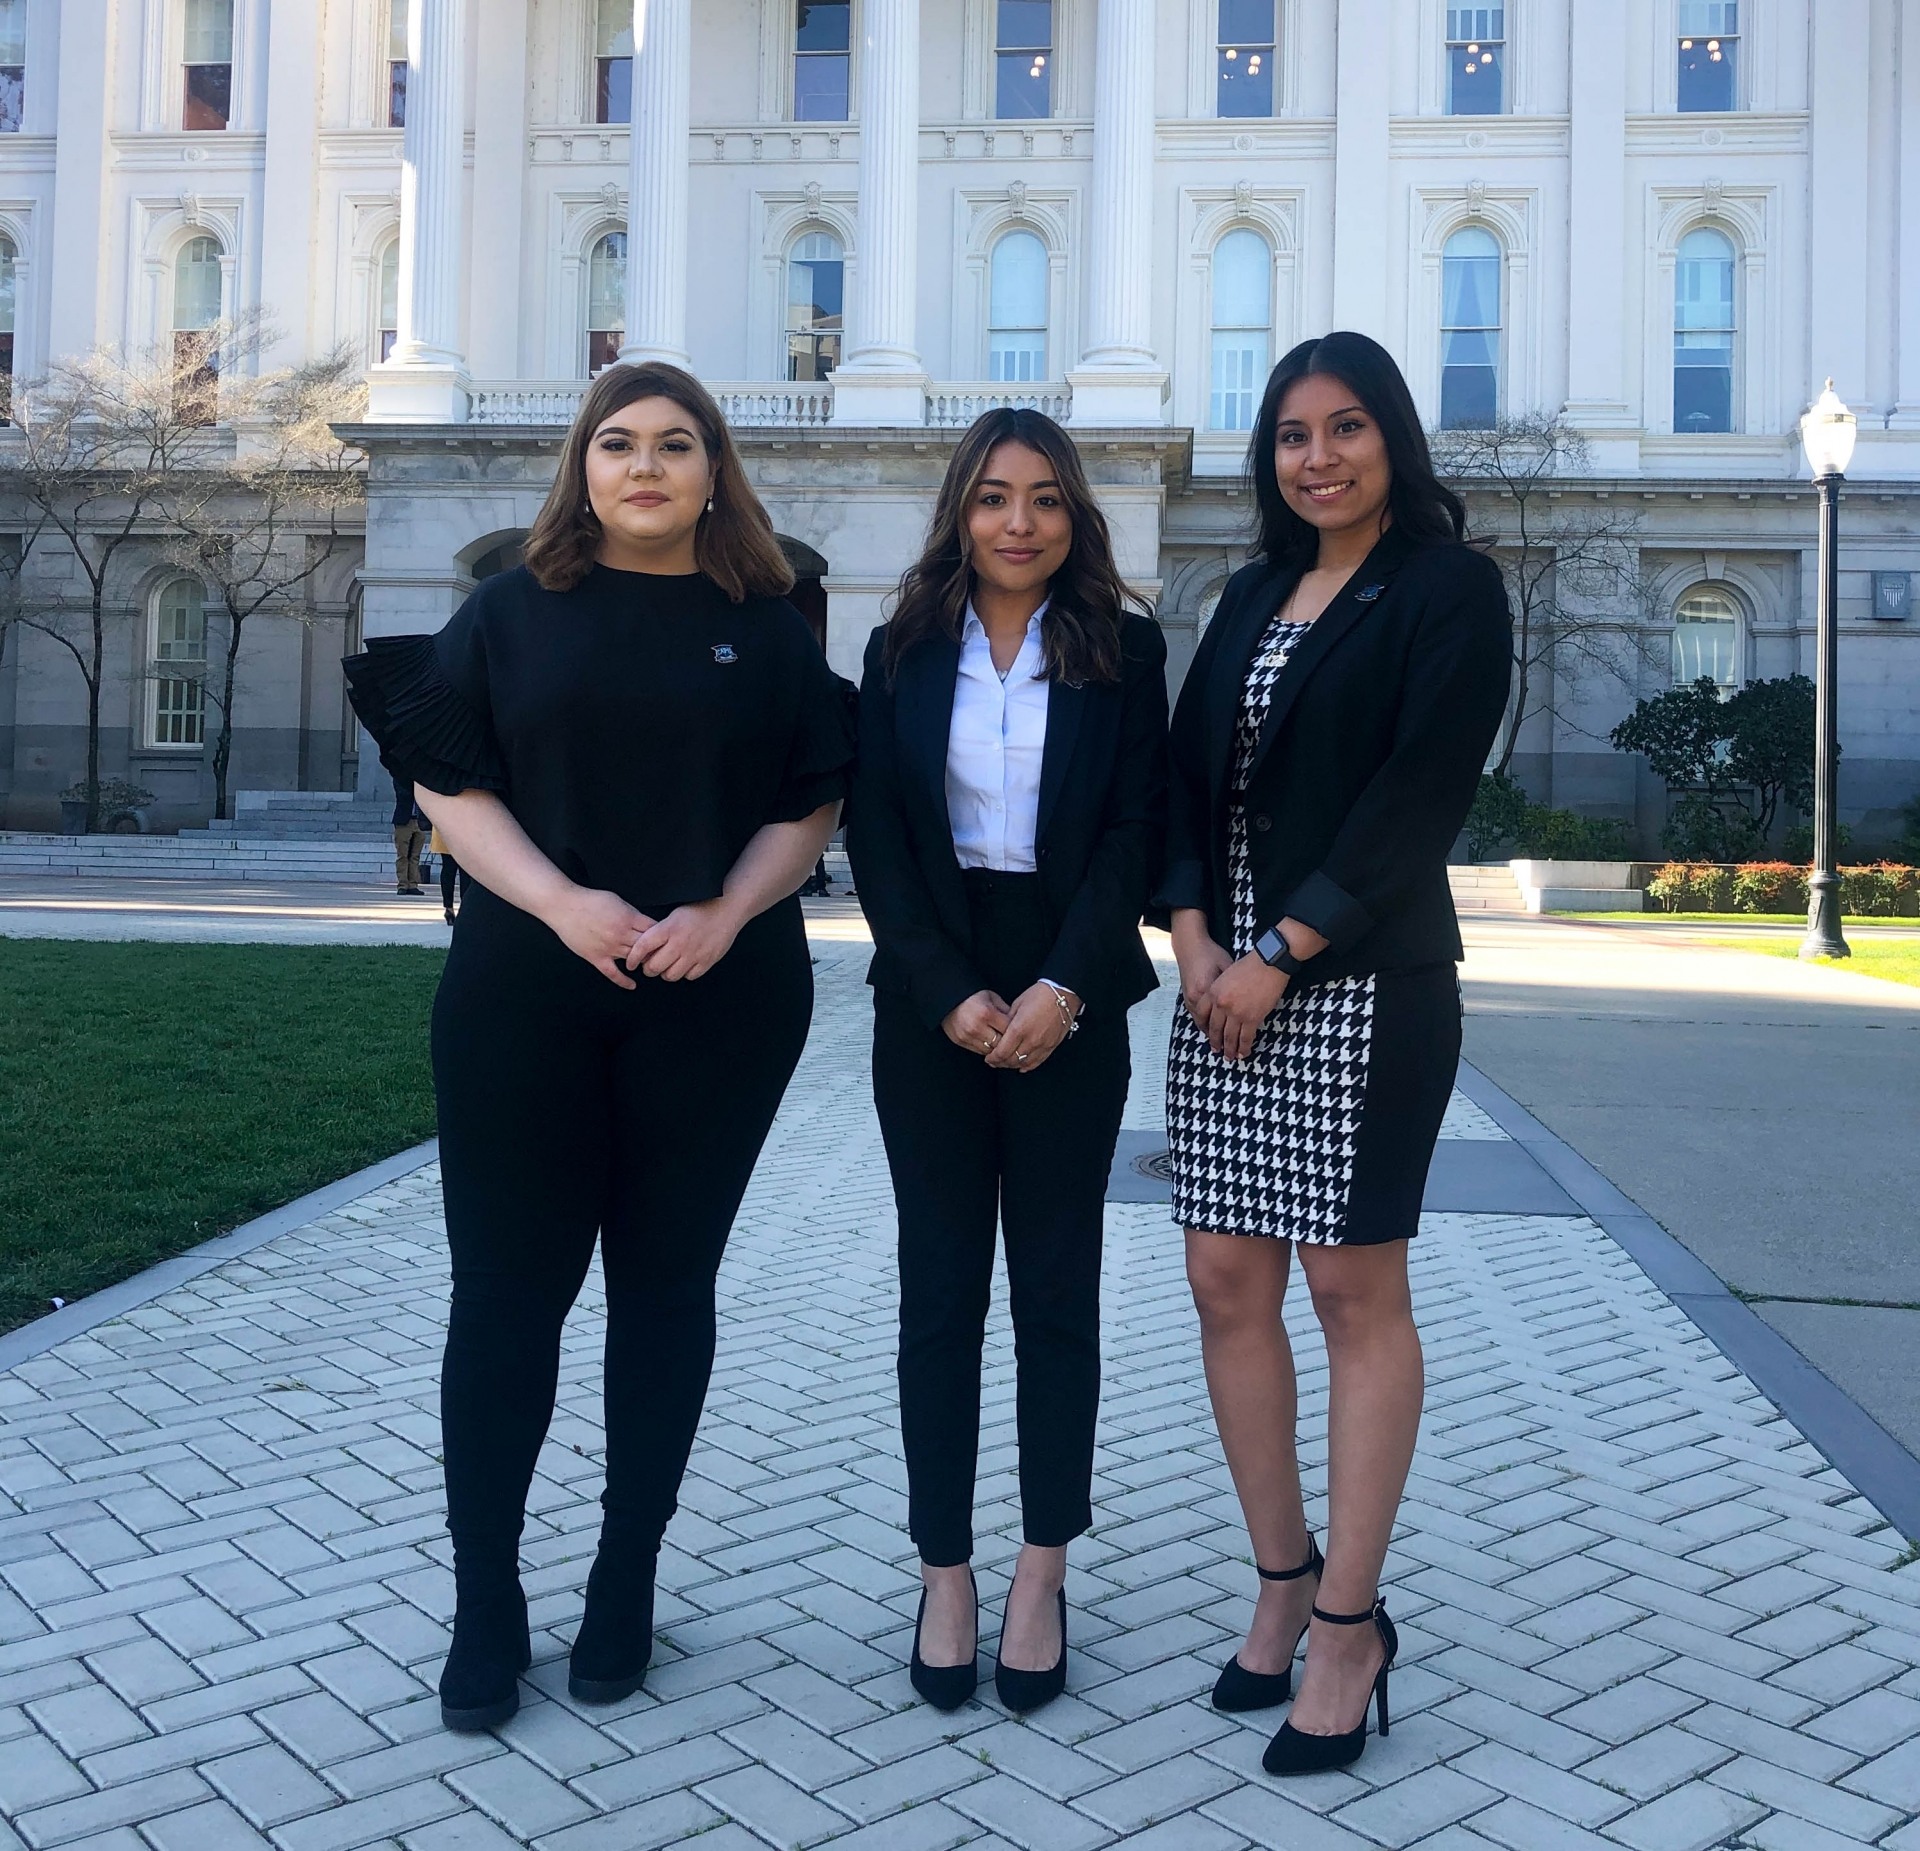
left=767, top=645, right=857, bottom=824
left=342, top=603, right=508, bottom=799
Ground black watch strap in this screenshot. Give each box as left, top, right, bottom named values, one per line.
left=1255, top=927, right=1306, bottom=977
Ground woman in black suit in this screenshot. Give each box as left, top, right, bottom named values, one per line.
left=850, top=409, right=1167, bottom=1714
left=1160, top=334, right=1511, bottom=1775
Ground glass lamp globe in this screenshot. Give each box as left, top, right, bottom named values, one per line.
left=1800, top=379, right=1858, bottom=480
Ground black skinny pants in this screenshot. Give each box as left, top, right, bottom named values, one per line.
left=873, top=872, right=1131, bottom=1567
left=431, top=884, right=812, bottom=1581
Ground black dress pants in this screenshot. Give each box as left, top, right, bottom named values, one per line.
left=431, top=884, right=812, bottom=1581
left=873, top=871, right=1131, bottom=1567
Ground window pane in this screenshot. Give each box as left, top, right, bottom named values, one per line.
left=1219, top=0, right=1274, bottom=40
left=157, top=582, right=208, bottom=659
left=0, top=0, right=23, bottom=67
left=795, top=2, right=850, bottom=52
left=389, top=60, right=407, bottom=127
left=1441, top=246, right=1500, bottom=330
left=1678, top=1, right=1737, bottom=33
left=597, top=56, right=631, bottom=122
left=588, top=233, right=626, bottom=331
left=594, top=0, right=633, bottom=58
left=1447, top=43, right=1501, bottom=114
left=184, top=0, right=233, bottom=63
left=998, top=0, right=1053, bottom=49
left=1677, top=32, right=1736, bottom=111
left=174, top=236, right=223, bottom=329
left=1673, top=592, right=1738, bottom=684
left=1217, top=44, right=1274, bottom=116
left=990, top=230, right=1047, bottom=330
left=183, top=60, right=231, bottom=130
left=388, top=2, right=408, bottom=60
left=378, top=242, right=398, bottom=334
left=1211, top=229, right=1271, bottom=330
left=0, top=68, right=20, bottom=134
left=0, top=238, right=15, bottom=337
left=1440, top=363, right=1498, bottom=430
left=996, top=51, right=1050, bottom=116
left=1673, top=358, right=1733, bottom=434
left=990, top=333, right=1046, bottom=382
left=794, top=53, right=850, bottom=119
left=1210, top=329, right=1268, bottom=431
left=787, top=234, right=843, bottom=382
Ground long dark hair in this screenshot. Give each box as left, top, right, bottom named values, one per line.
left=882, top=408, right=1147, bottom=685
left=524, top=362, right=794, bottom=602
left=1246, top=331, right=1466, bottom=568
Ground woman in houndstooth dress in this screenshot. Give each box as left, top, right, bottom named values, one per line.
left=1158, top=333, right=1512, bottom=1777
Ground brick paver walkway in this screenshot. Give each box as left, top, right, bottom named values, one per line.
left=5, top=940, right=1920, bottom=1849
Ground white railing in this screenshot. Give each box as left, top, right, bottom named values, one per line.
left=466, top=380, right=835, bottom=429
left=926, top=383, right=1073, bottom=427
left=464, top=379, right=1074, bottom=431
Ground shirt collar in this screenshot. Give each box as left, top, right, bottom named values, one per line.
left=962, top=599, right=1050, bottom=642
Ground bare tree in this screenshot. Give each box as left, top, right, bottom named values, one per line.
left=151, top=348, right=367, bottom=819
left=0, top=321, right=367, bottom=827
left=3, top=328, right=238, bottom=831
left=1430, top=413, right=1660, bottom=780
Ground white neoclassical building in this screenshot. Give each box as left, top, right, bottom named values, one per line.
left=1, top=0, right=1917, bottom=843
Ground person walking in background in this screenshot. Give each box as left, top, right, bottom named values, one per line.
left=1160, top=332, right=1511, bottom=1775
left=344, top=362, right=852, bottom=1734
left=393, top=777, right=428, bottom=896
left=434, top=824, right=467, bottom=925
left=849, top=409, right=1167, bottom=1714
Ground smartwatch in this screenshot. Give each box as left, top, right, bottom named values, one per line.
left=1254, top=927, right=1307, bottom=978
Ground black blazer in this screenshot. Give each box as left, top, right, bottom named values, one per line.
left=1157, top=528, right=1512, bottom=981
left=848, top=613, right=1170, bottom=1031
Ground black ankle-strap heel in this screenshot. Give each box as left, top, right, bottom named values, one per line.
left=1210, top=1535, right=1323, bottom=1713
left=1261, top=1595, right=1398, bottom=1776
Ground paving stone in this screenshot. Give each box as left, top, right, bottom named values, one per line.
left=1330, top=1765, right=1498, bottom=1846
left=12, top=1769, right=211, bottom=1849
left=201, top=1744, right=337, bottom=1829
left=24, top=1683, right=149, bottom=1757
left=817, top=1743, right=986, bottom=1824
left=140, top=1798, right=275, bottom=1851
left=1071, top=1751, right=1237, bottom=1832
left=696, top=1763, right=852, bottom=1849
left=1703, top=1753, right=1899, bottom=1841
left=950, top=1772, right=1114, bottom=1851
left=446, top=1752, right=595, bottom=1838
left=0, top=1732, right=92, bottom=1813
left=1595, top=1779, right=1765, bottom=1851
left=1448, top=1742, right=1629, bottom=1828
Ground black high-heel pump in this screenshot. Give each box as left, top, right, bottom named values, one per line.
left=994, top=1585, right=1067, bottom=1713
left=1211, top=1535, right=1323, bottom=1712
left=910, top=1568, right=979, bottom=1711
left=1262, top=1596, right=1398, bottom=1777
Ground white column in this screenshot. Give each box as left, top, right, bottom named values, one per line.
left=1896, top=0, right=1920, bottom=425
left=1330, top=0, right=1389, bottom=338
left=1069, top=0, right=1166, bottom=426
left=831, top=0, right=926, bottom=425
left=1807, top=0, right=1871, bottom=412
left=45, top=0, right=110, bottom=366
left=257, top=0, right=321, bottom=373
left=621, top=0, right=692, bottom=366
left=469, top=0, right=531, bottom=380
left=370, top=0, right=470, bottom=421
left=1560, top=0, right=1637, bottom=470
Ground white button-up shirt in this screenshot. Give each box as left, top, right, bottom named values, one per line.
left=946, top=602, right=1049, bottom=872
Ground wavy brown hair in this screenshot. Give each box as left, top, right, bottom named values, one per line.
left=881, top=408, right=1147, bottom=685
left=524, top=362, right=794, bottom=602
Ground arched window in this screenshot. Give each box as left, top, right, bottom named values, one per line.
left=1674, top=226, right=1735, bottom=434
left=1209, top=228, right=1271, bottom=432
left=0, top=233, right=16, bottom=419
left=1440, top=225, right=1501, bottom=429
left=377, top=241, right=399, bottom=363
left=587, top=231, right=626, bottom=372
left=149, top=578, right=208, bottom=748
left=1672, top=586, right=1740, bottom=688
left=785, top=230, right=843, bottom=381
left=988, top=230, right=1048, bottom=382
left=172, top=235, right=223, bottom=423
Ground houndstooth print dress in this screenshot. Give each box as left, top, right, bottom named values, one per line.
left=1165, top=611, right=1381, bottom=1244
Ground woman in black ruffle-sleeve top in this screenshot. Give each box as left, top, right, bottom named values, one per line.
left=344, top=364, right=852, bottom=1736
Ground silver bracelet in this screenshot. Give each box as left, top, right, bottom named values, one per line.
left=1040, top=979, right=1081, bottom=1035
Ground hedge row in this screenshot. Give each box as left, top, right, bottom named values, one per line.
left=1646, top=862, right=1920, bottom=916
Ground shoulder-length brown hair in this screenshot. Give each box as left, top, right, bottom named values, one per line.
left=881, top=407, right=1148, bottom=685
left=524, top=362, right=794, bottom=603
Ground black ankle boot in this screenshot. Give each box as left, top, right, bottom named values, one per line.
left=569, top=1542, right=658, bottom=1704
left=439, top=1575, right=530, bottom=1733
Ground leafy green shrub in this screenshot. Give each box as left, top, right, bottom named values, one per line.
left=1899, top=795, right=1920, bottom=864
left=57, top=776, right=156, bottom=811
left=1839, top=863, right=1920, bottom=917
left=1663, top=793, right=1763, bottom=862
left=1646, top=862, right=1734, bottom=912
left=1465, top=772, right=1636, bottom=862
left=1783, top=819, right=1854, bottom=862
left=1730, top=863, right=1807, bottom=914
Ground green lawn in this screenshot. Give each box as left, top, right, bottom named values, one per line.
left=1705, top=936, right=1920, bottom=989
left=1563, top=910, right=1912, bottom=925
left=0, top=941, right=445, bottom=1335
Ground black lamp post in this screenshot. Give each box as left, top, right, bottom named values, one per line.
left=1798, top=379, right=1856, bottom=961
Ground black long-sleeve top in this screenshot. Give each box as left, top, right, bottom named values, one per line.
left=1156, top=527, right=1513, bottom=980
left=343, top=564, right=854, bottom=916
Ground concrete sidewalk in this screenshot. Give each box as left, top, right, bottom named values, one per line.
left=4, top=939, right=1920, bottom=1849
left=1459, top=914, right=1920, bottom=1461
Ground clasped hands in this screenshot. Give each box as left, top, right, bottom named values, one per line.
left=942, top=982, right=1080, bottom=1072
left=550, top=886, right=740, bottom=990
left=1175, top=926, right=1290, bottom=1062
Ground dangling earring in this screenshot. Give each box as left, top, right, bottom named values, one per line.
left=705, top=496, right=715, bottom=514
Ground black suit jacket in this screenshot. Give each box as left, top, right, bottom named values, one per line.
left=849, top=613, right=1170, bottom=1031
left=1156, top=528, right=1513, bottom=981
